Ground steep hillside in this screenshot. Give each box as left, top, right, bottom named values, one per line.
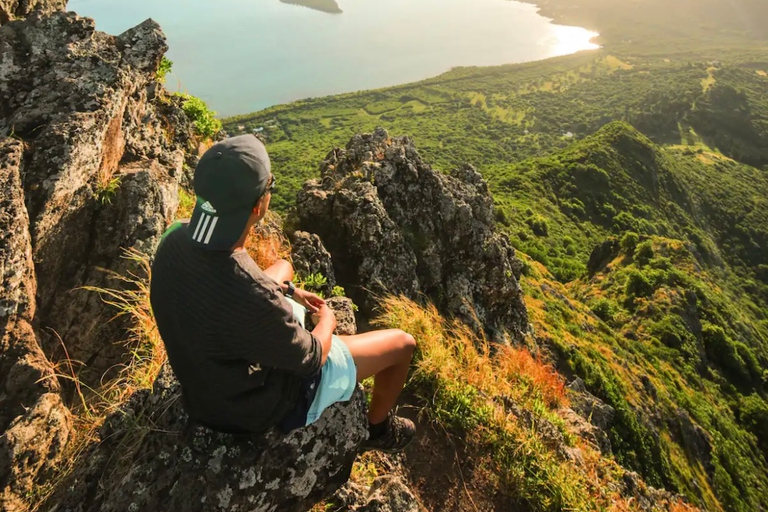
left=224, top=51, right=768, bottom=211
left=224, top=73, right=768, bottom=512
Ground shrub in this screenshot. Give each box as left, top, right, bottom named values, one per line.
left=741, top=394, right=768, bottom=454
left=636, top=240, right=655, bottom=265
left=621, top=231, right=640, bottom=252
left=176, top=93, right=222, bottom=139
left=591, top=297, right=617, bottom=323
left=625, top=268, right=654, bottom=299
left=702, top=323, right=760, bottom=387
left=649, top=315, right=693, bottom=349
left=526, top=215, right=549, bottom=236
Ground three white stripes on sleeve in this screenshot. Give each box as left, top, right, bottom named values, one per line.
left=193, top=213, right=219, bottom=244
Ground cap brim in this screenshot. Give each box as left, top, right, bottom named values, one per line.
left=188, top=203, right=251, bottom=250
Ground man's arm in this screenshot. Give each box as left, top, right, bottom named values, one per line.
left=311, top=303, right=336, bottom=366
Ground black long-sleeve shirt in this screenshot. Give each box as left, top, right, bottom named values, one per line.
left=150, top=221, right=321, bottom=433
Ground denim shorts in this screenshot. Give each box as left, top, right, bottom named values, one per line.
left=286, top=298, right=357, bottom=426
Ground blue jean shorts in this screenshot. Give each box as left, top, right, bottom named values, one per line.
left=286, top=298, right=357, bottom=426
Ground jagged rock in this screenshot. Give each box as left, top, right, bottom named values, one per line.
left=567, top=378, right=614, bottom=453
left=327, top=297, right=357, bottom=336
left=0, top=393, right=71, bottom=512
left=0, top=139, right=34, bottom=320
left=297, top=128, right=528, bottom=342
left=0, top=10, right=195, bottom=507
left=291, top=230, right=338, bottom=296
left=0, top=0, right=65, bottom=24
left=48, top=363, right=369, bottom=512
left=358, top=476, right=421, bottom=512
left=330, top=477, right=421, bottom=512
left=0, top=137, right=68, bottom=507
left=0, top=12, right=191, bottom=384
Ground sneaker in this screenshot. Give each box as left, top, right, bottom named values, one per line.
left=361, top=412, right=416, bottom=453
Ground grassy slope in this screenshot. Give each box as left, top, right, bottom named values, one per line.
left=221, top=1, right=768, bottom=510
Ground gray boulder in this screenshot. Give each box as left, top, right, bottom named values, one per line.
left=297, top=128, right=528, bottom=342
left=48, top=364, right=368, bottom=512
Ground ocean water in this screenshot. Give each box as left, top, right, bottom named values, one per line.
left=69, top=0, right=598, bottom=117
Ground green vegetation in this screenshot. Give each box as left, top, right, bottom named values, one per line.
left=157, top=56, right=173, bottom=84
left=374, top=296, right=677, bottom=512
left=176, top=93, right=222, bottom=139
left=213, top=1, right=768, bottom=509
left=94, top=175, right=121, bottom=205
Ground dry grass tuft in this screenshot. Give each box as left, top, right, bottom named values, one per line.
left=245, top=210, right=292, bottom=269
left=375, top=296, right=567, bottom=410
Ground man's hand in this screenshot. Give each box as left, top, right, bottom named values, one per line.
left=311, top=303, right=337, bottom=333
left=293, top=288, right=325, bottom=314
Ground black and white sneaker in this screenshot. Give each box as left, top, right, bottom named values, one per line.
left=361, top=412, right=416, bottom=453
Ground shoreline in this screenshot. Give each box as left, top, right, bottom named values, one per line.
left=219, top=0, right=600, bottom=120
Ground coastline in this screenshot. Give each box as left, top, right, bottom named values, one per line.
left=279, top=0, right=342, bottom=14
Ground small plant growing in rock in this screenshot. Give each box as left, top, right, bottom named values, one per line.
left=297, top=272, right=328, bottom=297
left=175, top=93, right=222, bottom=139
left=157, top=56, right=173, bottom=84
left=95, top=176, right=121, bottom=205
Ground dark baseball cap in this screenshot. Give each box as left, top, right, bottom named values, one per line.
left=189, top=135, right=271, bottom=250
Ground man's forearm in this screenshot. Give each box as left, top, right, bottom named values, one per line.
left=312, top=318, right=334, bottom=365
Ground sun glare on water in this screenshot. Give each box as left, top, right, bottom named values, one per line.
left=545, top=25, right=600, bottom=57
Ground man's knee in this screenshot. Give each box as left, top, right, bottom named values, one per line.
left=398, top=330, right=417, bottom=355
left=276, top=259, right=294, bottom=281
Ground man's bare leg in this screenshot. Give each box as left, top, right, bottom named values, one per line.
left=338, top=329, right=416, bottom=424
left=263, top=259, right=294, bottom=285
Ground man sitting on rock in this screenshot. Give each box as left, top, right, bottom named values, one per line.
left=150, top=134, right=416, bottom=453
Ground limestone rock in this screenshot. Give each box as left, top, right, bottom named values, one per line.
left=297, top=128, right=528, bottom=342
left=49, top=364, right=369, bottom=512
left=0, top=0, right=65, bottom=24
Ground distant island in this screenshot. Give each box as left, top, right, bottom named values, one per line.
left=279, top=0, right=342, bottom=14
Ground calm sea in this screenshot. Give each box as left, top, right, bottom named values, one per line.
left=69, top=0, right=598, bottom=117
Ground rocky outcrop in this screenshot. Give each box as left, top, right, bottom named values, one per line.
left=0, top=12, right=194, bottom=383
left=0, top=138, right=71, bottom=511
left=47, top=304, right=369, bottom=512
left=0, top=10, right=195, bottom=508
left=567, top=377, right=615, bottom=453
left=297, top=128, right=529, bottom=342
left=0, top=0, right=64, bottom=24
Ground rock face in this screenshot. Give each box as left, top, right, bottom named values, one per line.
left=48, top=305, right=369, bottom=512
left=291, top=230, right=338, bottom=297
left=0, top=0, right=65, bottom=24
left=0, top=11, right=193, bottom=383
left=0, top=10, right=195, bottom=509
left=297, top=128, right=529, bottom=342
